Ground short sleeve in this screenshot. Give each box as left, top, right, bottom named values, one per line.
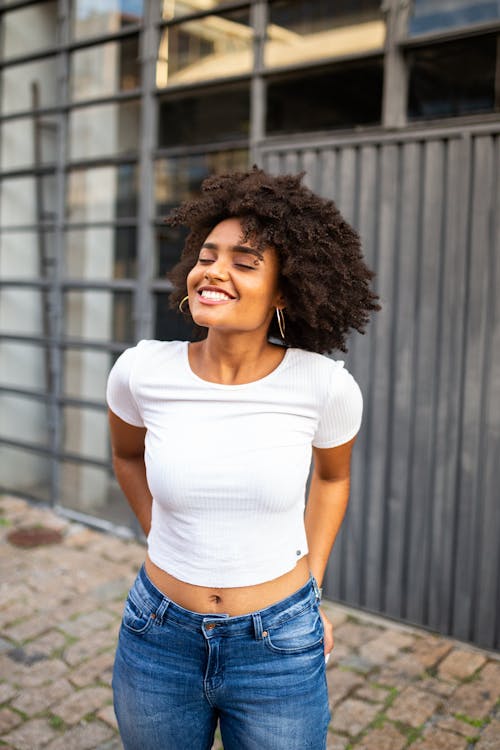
left=106, top=347, right=144, bottom=427
left=312, top=365, right=363, bottom=448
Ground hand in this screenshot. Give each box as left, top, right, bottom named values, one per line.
left=319, top=606, right=334, bottom=660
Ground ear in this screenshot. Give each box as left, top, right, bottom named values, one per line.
left=274, top=290, right=286, bottom=309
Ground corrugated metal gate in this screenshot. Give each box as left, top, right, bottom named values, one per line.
left=259, top=122, right=500, bottom=650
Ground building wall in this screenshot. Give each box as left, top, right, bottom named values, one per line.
left=1, top=0, right=499, bottom=646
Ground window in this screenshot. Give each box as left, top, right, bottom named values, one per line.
left=158, top=83, right=250, bottom=147
left=266, top=0, right=385, bottom=68
left=157, top=10, right=252, bottom=87
left=408, top=0, right=500, bottom=36
left=267, top=59, right=383, bottom=135
left=70, top=37, right=141, bottom=101
left=72, top=0, right=143, bottom=39
left=407, top=35, right=497, bottom=119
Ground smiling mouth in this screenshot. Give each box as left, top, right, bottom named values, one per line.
left=198, top=290, right=235, bottom=301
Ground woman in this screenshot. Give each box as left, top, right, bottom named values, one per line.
left=107, top=167, right=380, bottom=750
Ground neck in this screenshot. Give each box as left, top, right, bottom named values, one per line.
left=190, top=332, right=284, bottom=385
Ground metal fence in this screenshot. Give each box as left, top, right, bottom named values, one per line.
left=259, top=121, right=500, bottom=650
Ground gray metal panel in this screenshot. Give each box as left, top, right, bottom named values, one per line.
left=257, top=124, right=500, bottom=649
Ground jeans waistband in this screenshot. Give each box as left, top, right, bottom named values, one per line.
left=132, top=563, right=321, bottom=638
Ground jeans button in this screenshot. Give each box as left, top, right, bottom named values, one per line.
left=206, top=623, right=216, bottom=630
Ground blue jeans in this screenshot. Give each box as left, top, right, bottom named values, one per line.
left=112, top=564, right=330, bottom=749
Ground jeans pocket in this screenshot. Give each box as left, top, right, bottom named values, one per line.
left=264, top=603, right=324, bottom=655
left=121, top=591, right=156, bottom=635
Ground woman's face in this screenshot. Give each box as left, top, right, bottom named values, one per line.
left=186, top=217, right=284, bottom=337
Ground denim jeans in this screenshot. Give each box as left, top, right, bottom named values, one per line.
left=112, top=564, right=330, bottom=749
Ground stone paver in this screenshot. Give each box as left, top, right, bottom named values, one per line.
left=1, top=494, right=500, bottom=750
left=2, top=717, right=59, bottom=749
left=413, top=727, right=469, bottom=749
left=386, top=684, right=443, bottom=727
left=330, top=698, right=380, bottom=736
left=45, top=720, right=115, bottom=750
left=438, top=647, right=488, bottom=680
left=355, top=723, right=407, bottom=750
left=54, top=686, right=113, bottom=725
left=476, top=718, right=500, bottom=749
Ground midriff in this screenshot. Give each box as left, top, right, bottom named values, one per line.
left=144, top=552, right=311, bottom=616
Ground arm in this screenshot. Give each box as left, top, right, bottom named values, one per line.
left=108, top=408, right=152, bottom=537
left=304, top=433, right=358, bottom=655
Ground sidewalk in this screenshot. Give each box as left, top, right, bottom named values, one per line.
left=0, top=496, right=499, bottom=750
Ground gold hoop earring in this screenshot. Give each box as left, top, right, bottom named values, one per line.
left=276, top=308, right=286, bottom=339
left=179, top=295, right=189, bottom=313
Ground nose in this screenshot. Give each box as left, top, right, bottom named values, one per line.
left=204, top=258, right=229, bottom=281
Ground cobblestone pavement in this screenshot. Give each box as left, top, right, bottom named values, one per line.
left=0, top=496, right=499, bottom=750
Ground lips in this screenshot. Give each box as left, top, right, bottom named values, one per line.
left=197, top=285, right=237, bottom=300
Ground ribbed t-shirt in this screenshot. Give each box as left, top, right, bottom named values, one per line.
left=106, top=339, right=363, bottom=587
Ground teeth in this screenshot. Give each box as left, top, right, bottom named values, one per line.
left=200, top=290, right=232, bottom=300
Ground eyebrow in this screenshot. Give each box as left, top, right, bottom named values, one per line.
left=202, top=242, right=264, bottom=261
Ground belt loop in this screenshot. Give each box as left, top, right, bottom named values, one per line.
left=310, top=573, right=321, bottom=601
left=154, top=597, right=170, bottom=625
left=252, top=612, right=263, bottom=640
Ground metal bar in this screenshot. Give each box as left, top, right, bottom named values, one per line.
left=249, top=0, right=267, bottom=166
left=154, top=72, right=251, bottom=97
left=53, top=504, right=139, bottom=540
left=0, top=385, right=107, bottom=411
left=0, top=279, right=52, bottom=288
left=258, top=120, right=500, bottom=152
left=31, top=82, right=54, bottom=405
left=381, top=0, right=409, bottom=128
left=0, top=437, right=110, bottom=468
left=153, top=140, right=248, bottom=158
left=0, top=333, right=131, bottom=351
left=134, top=0, right=158, bottom=341
left=0, top=89, right=141, bottom=124
left=0, top=26, right=142, bottom=69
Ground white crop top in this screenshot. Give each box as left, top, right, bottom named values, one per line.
left=106, top=340, right=363, bottom=587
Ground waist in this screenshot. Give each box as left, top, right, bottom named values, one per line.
left=144, top=552, right=311, bottom=616
left=137, top=560, right=321, bottom=628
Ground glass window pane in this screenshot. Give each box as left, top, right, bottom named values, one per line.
left=0, top=341, right=48, bottom=390
left=68, top=100, right=140, bottom=160
left=64, top=348, right=115, bottom=400
left=70, top=37, right=140, bottom=102
left=66, top=164, right=138, bottom=222
left=1, top=175, right=57, bottom=227
left=156, top=10, right=252, bottom=88
left=267, top=60, right=383, bottom=135
left=0, top=57, right=58, bottom=116
left=0, top=289, right=46, bottom=336
left=155, top=225, right=189, bottom=277
left=72, top=0, right=144, bottom=39
left=407, top=36, right=496, bottom=119
left=0, top=116, right=58, bottom=171
left=266, top=0, right=385, bottom=69
left=0, top=394, right=50, bottom=447
left=161, top=1, right=233, bottom=21
left=1, top=2, right=58, bottom=59
left=63, top=406, right=109, bottom=461
left=154, top=149, right=248, bottom=216
left=155, top=291, right=197, bottom=341
left=65, top=227, right=137, bottom=279
left=60, top=460, right=139, bottom=527
left=0, top=231, right=56, bottom=279
left=0, top=445, right=51, bottom=502
left=158, top=84, right=249, bottom=147
left=64, top=290, right=134, bottom=343
left=409, top=0, right=500, bottom=35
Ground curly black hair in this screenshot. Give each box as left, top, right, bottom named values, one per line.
left=165, top=166, right=380, bottom=354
